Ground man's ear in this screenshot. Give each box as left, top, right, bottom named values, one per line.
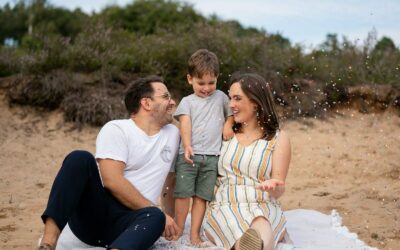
left=140, top=97, right=152, bottom=111
left=187, top=74, right=193, bottom=85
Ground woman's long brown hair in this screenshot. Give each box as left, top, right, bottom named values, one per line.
left=230, top=73, right=280, bottom=140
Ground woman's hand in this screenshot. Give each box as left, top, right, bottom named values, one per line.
left=256, top=179, right=285, bottom=192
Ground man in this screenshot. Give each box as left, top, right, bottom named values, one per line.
left=38, top=76, right=180, bottom=250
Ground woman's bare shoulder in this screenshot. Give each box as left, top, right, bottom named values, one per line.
left=276, top=130, right=291, bottom=149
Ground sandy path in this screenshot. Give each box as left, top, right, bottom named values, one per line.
left=0, top=91, right=399, bottom=249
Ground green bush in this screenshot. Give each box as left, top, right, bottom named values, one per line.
left=1, top=0, right=399, bottom=125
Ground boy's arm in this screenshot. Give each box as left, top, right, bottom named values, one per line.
left=223, top=116, right=235, bottom=141
left=179, top=115, right=194, bottom=164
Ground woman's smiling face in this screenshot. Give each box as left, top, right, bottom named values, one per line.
left=229, top=82, right=257, bottom=125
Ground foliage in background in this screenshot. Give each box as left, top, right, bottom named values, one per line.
left=1, top=0, right=399, bottom=125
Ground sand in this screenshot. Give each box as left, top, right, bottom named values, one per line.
left=0, top=89, right=399, bottom=249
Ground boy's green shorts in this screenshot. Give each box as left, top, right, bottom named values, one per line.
left=174, top=154, right=218, bottom=201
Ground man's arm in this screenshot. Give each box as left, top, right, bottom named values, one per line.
left=98, top=159, right=153, bottom=209
left=99, top=159, right=180, bottom=240
left=160, top=172, right=179, bottom=240
left=161, top=172, right=175, bottom=217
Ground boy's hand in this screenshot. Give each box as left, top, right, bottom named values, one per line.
left=184, top=146, right=194, bottom=165
left=223, top=126, right=234, bottom=141
left=223, top=117, right=234, bottom=141
left=256, top=179, right=285, bottom=192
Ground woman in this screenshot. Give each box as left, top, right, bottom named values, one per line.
left=204, top=73, right=291, bottom=250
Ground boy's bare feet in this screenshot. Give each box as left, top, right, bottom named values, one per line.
left=171, top=226, right=184, bottom=241
left=190, top=236, right=215, bottom=248
left=190, top=235, right=203, bottom=245
left=190, top=234, right=215, bottom=247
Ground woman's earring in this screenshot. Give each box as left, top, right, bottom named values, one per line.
left=256, top=111, right=262, bottom=127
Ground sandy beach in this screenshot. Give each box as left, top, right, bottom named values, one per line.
left=0, top=89, right=399, bottom=249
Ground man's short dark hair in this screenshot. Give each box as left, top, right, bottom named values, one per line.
left=124, top=75, right=164, bottom=115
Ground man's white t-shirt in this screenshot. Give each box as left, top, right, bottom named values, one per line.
left=95, top=119, right=180, bottom=204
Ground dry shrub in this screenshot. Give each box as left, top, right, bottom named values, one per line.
left=7, top=70, right=70, bottom=109
left=347, top=84, right=400, bottom=113
left=61, top=90, right=127, bottom=126
left=394, top=96, right=400, bottom=109
left=272, top=79, right=327, bottom=119
left=0, top=48, right=19, bottom=77
left=6, top=70, right=130, bottom=127
left=323, top=83, right=349, bottom=106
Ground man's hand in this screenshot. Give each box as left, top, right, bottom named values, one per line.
left=163, top=214, right=179, bottom=241
left=184, top=146, right=194, bottom=165
left=256, top=179, right=285, bottom=192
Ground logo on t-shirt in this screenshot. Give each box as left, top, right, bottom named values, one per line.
left=161, top=145, right=172, bottom=163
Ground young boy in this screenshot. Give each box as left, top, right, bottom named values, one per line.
left=173, top=49, right=234, bottom=246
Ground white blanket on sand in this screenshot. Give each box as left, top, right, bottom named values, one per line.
left=55, top=209, right=378, bottom=250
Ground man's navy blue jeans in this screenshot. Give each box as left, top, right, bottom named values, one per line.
left=41, top=150, right=166, bottom=249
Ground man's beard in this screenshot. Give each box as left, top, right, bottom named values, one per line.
left=162, top=113, right=173, bottom=125
left=152, top=103, right=171, bottom=125
left=155, top=109, right=173, bottom=127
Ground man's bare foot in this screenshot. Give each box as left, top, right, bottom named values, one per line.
left=37, top=243, right=54, bottom=250
left=39, top=218, right=60, bottom=249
